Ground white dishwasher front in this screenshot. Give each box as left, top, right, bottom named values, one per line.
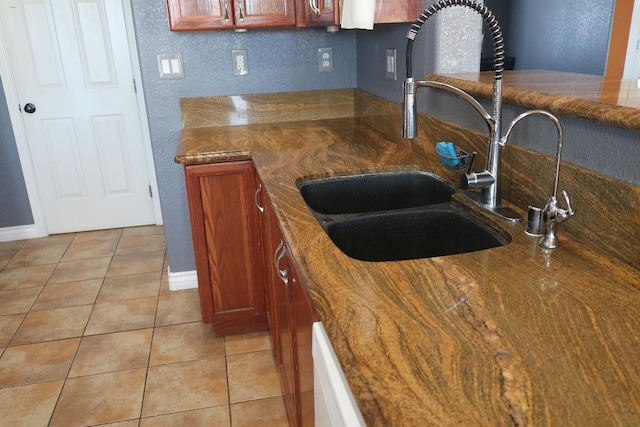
left=312, top=322, right=366, bottom=427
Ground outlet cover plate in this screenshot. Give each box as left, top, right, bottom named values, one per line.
left=232, top=49, right=248, bottom=76
left=386, top=48, right=397, bottom=80
left=318, top=47, right=333, bottom=72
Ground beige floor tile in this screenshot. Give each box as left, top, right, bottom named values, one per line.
left=158, top=271, right=172, bottom=295
left=108, top=251, right=165, bottom=277
left=155, top=290, right=201, bottom=326
left=231, top=396, right=289, bottom=427
left=11, top=305, right=92, bottom=345
left=116, top=234, right=166, bottom=255
left=0, top=380, right=64, bottom=427
left=62, top=239, right=119, bottom=262
left=21, top=234, right=75, bottom=248
left=141, top=406, right=230, bottom=427
left=0, top=314, right=25, bottom=347
left=0, top=287, right=42, bottom=316
left=227, top=350, right=283, bottom=404
left=97, top=271, right=161, bottom=303
left=72, top=228, right=123, bottom=244
left=122, top=225, right=165, bottom=237
left=0, top=250, right=15, bottom=270
left=142, top=358, right=229, bottom=417
left=0, top=338, right=79, bottom=387
left=150, top=322, right=224, bottom=366
left=85, top=297, right=158, bottom=335
left=7, top=244, right=69, bottom=268
left=48, top=257, right=111, bottom=284
left=32, top=279, right=102, bottom=311
left=225, top=331, right=273, bottom=355
left=0, top=264, right=56, bottom=291
left=0, top=240, right=25, bottom=251
left=99, top=421, right=140, bottom=427
left=50, top=368, right=146, bottom=427
left=70, top=329, right=153, bottom=377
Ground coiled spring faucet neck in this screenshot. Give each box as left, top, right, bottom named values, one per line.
left=402, top=0, right=521, bottom=222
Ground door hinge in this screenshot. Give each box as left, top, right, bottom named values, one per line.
left=133, top=78, right=137, bottom=94
left=149, top=185, right=153, bottom=198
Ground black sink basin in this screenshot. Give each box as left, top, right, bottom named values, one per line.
left=326, top=209, right=509, bottom=262
left=299, top=171, right=455, bottom=215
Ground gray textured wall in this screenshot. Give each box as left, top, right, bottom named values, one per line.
left=130, top=0, right=357, bottom=273
left=0, top=78, right=33, bottom=228
left=505, top=0, right=614, bottom=75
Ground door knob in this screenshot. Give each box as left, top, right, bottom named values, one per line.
left=23, top=103, right=36, bottom=113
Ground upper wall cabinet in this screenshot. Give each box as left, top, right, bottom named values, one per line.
left=302, top=0, right=423, bottom=27
left=167, top=0, right=423, bottom=30
left=167, top=0, right=297, bottom=30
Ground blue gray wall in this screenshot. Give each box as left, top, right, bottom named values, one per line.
left=130, top=0, right=357, bottom=273
left=486, top=0, right=614, bottom=75
left=0, top=78, right=33, bottom=228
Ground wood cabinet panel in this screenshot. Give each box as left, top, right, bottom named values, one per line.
left=167, top=0, right=295, bottom=30
left=374, top=0, right=423, bottom=24
left=184, top=161, right=268, bottom=335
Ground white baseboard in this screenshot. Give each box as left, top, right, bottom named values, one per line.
left=0, top=224, right=45, bottom=242
left=167, top=268, right=198, bottom=291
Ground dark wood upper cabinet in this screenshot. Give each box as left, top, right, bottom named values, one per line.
left=168, top=0, right=422, bottom=30
left=167, top=0, right=296, bottom=30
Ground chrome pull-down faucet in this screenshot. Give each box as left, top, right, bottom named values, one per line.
left=403, top=0, right=521, bottom=222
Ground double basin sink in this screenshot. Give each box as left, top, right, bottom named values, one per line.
left=298, top=171, right=510, bottom=262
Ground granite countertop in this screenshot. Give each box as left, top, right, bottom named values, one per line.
left=175, top=113, right=640, bottom=425
left=428, top=70, right=640, bottom=131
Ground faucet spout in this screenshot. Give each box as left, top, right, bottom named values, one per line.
left=403, top=0, right=521, bottom=221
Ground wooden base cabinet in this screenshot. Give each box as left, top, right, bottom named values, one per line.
left=258, top=179, right=315, bottom=426
left=184, top=161, right=268, bottom=335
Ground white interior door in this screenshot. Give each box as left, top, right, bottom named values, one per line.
left=0, top=0, right=155, bottom=234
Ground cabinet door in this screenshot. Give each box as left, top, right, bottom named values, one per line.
left=290, top=260, right=315, bottom=426
left=166, top=0, right=234, bottom=30
left=184, top=161, right=268, bottom=335
left=374, top=0, right=423, bottom=23
left=303, top=0, right=339, bottom=26
left=235, top=0, right=297, bottom=29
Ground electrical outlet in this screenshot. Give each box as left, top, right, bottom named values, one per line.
left=232, top=49, right=248, bottom=76
left=386, top=48, right=397, bottom=80
left=318, top=47, right=333, bottom=72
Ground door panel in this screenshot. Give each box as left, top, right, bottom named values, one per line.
left=1, top=0, right=155, bottom=233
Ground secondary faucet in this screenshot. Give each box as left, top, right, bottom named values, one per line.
left=501, top=110, right=575, bottom=249
left=403, top=0, right=521, bottom=222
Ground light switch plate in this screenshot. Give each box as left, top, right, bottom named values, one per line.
left=386, top=48, right=397, bottom=80
left=157, top=54, right=184, bottom=79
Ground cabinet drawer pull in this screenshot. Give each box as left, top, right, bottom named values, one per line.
left=274, top=241, right=288, bottom=284
left=255, top=184, right=265, bottom=213
left=221, top=0, right=229, bottom=21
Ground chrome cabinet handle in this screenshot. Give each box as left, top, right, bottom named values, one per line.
left=221, top=0, right=229, bottom=21
left=237, top=1, right=244, bottom=20
left=254, top=184, right=265, bottom=213
left=274, top=241, right=288, bottom=285
left=309, top=0, right=320, bottom=15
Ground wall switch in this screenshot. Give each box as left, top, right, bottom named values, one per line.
left=318, top=47, right=333, bottom=72
left=157, top=54, right=184, bottom=79
left=232, top=49, right=248, bottom=76
left=386, top=48, right=397, bottom=80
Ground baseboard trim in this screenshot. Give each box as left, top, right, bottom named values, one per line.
left=0, top=224, right=44, bottom=242
left=167, top=268, right=198, bottom=291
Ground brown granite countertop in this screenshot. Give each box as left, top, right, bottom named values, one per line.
left=175, top=110, right=640, bottom=425
left=429, top=70, right=640, bottom=131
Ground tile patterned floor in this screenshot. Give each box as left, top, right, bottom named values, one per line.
left=0, top=226, right=288, bottom=426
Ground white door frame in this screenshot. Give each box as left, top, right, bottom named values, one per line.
left=624, top=0, right=640, bottom=78
left=0, top=0, right=162, bottom=240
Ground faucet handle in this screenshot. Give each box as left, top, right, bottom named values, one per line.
left=560, top=190, right=574, bottom=217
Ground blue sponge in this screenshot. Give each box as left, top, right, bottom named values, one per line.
left=435, top=141, right=460, bottom=167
